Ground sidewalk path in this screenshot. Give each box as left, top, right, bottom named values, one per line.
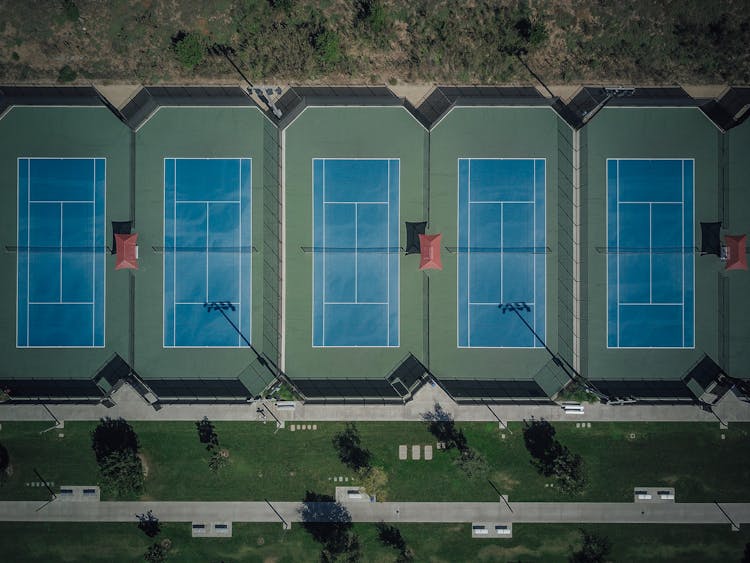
left=0, top=500, right=747, bottom=527
left=0, top=383, right=748, bottom=424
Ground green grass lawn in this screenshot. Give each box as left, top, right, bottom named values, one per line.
left=0, top=521, right=748, bottom=563
left=0, top=420, right=748, bottom=503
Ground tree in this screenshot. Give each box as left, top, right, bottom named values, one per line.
left=299, top=491, right=360, bottom=562
left=91, top=417, right=139, bottom=464
left=208, top=449, right=229, bottom=473
left=569, top=529, right=611, bottom=563
left=552, top=449, right=586, bottom=494
left=453, top=447, right=489, bottom=478
left=358, top=466, right=388, bottom=500
left=195, top=417, right=219, bottom=450
left=171, top=31, right=206, bottom=70
left=742, top=542, right=750, bottom=563
left=144, top=542, right=167, bottom=563
left=524, top=419, right=586, bottom=492
left=99, top=450, right=144, bottom=497
left=332, top=424, right=371, bottom=472
left=137, top=510, right=161, bottom=538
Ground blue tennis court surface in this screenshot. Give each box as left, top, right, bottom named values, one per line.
left=458, top=159, right=546, bottom=348
left=607, top=159, right=694, bottom=348
left=313, top=159, right=399, bottom=347
left=17, top=158, right=105, bottom=347
left=164, top=158, right=252, bottom=347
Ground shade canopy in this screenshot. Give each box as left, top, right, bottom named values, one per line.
left=405, top=221, right=427, bottom=254
left=700, top=221, right=722, bottom=256
left=115, top=233, right=139, bottom=270
left=725, top=234, right=747, bottom=270
left=111, top=220, right=132, bottom=254
left=419, top=233, right=442, bottom=270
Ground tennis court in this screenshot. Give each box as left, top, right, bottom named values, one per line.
left=312, top=158, right=399, bottom=347
left=457, top=158, right=546, bottom=348
left=163, top=158, right=252, bottom=348
left=607, top=158, right=694, bottom=348
left=16, top=157, right=106, bottom=347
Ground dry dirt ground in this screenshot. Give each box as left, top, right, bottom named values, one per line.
left=0, top=1, right=747, bottom=87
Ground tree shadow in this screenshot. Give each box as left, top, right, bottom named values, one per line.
left=420, top=403, right=467, bottom=451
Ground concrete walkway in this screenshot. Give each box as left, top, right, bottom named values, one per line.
left=1, top=382, right=749, bottom=424
left=0, top=500, right=747, bottom=527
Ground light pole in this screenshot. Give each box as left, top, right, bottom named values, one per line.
left=499, top=302, right=609, bottom=402
left=203, top=301, right=300, bottom=398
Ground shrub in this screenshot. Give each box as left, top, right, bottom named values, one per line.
left=172, top=31, right=206, bottom=70
left=314, top=30, right=342, bottom=67
left=57, top=65, right=77, bottom=83
left=60, top=0, right=79, bottom=22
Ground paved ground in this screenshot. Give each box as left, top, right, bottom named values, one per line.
left=0, top=499, right=747, bottom=527
left=1, top=381, right=748, bottom=424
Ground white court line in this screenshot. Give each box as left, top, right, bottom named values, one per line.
left=533, top=161, right=536, bottom=342
left=238, top=159, right=242, bottom=347
left=322, top=160, right=326, bottom=345
left=59, top=203, right=63, bottom=303
left=176, top=200, right=241, bottom=204
left=355, top=202, right=358, bottom=303
left=682, top=160, right=685, bottom=347
left=29, top=199, right=95, bottom=208
left=173, top=159, right=177, bottom=346
left=205, top=202, right=209, bottom=304
left=30, top=301, right=95, bottom=305
left=386, top=161, right=389, bottom=345
left=649, top=203, right=653, bottom=304
left=500, top=202, right=504, bottom=305
left=325, top=301, right=388, bottom=305
left=619, top=200, right=683, bottom=205
left=620, top=302, right=683, bottom=306
left=616, top=160, right=620, bottom=346
left=470, top=200, right=534, bottom=204
left=324, top=201, right=387, bottom=205
left=467, top=160, right=471, bottom=346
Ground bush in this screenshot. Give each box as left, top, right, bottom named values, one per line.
left=0, top=443, right=9, bottom=485
left=314, top=30, right=342, bottom=67
left=57, top=65, right=77, bottom=83
left=99, top=450, right=144, bottom=497
left=453, top=447, right=489, bottom=478
left=60, top=0, right=79, bottom=22
left=144, top=542, right=167, bottom=563
left=208, top=449, right=230, bottom=473
left=172, top=32, right=206, bottom=70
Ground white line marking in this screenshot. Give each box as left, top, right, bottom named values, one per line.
left=649, top=202, right=653, bottom=304
left=470, top=200, right=534, bottom=204
left=619, top=200, right=683, bottom=205
left=616, top=160, right=620, bottom=346
left=59, top=203, right=63, bottom=303
left=467, top=160, right=471, bottom=346
left=30, top=301, right=95, bottom=305
left=205, top=202, right=209, bottom=303
left=355, top=202, right=358, bottom=303
left=238, top=159, right=242, bottom=347
left=620, top=302, right=683, bottom=306
left=176, top=200, right=241, bottom=204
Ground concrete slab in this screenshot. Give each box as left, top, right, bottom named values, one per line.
left=399, top=445, right=407, bottom=460
left=411, top=445, right=420, bottom=460
left=424, top=445, right=433, bottom=460
left=93, top=84, right=142, bottom=110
